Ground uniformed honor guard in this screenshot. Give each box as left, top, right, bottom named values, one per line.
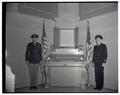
left=25, top=34, right=42, bottom=89
left=92, top=35, right=107, bottom=90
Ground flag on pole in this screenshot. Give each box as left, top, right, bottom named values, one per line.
left=86, top=20, right=93, bottom=86
left=86, top=20, right=93, bottom=68
left=41, top=20, right=48, bottom=86
left=41, top=20, right=48, bottom=57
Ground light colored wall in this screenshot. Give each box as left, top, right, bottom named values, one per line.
left=79, top=11, right=118, bottom=90
left=6, top=10, right=55, bottom=88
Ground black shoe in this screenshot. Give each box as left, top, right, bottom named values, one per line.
left=30, top=86, right=34, bottom=89
left=97, top=88, right=103, bottom=90
left=94, top=87, right=98, bottom=89
left=33, top=86, right=38, bottom=89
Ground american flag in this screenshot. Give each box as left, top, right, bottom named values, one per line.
left=86, top=20, right=93, bottom=68
left=41, top=20, right=48, bottom=85
left=41, top=20, right=48, bottom=56
left=86, top=20, right=93, bottom=85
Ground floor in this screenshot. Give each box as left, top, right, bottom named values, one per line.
left=15, top=85, right=118, bottom=93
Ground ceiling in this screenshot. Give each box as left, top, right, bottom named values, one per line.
left=16, top=2, right=118, bottom=20
left=79, top=3, right=118, bottom=20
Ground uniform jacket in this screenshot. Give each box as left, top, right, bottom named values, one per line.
left=92, top=43, right=107, bottom=64
left=25, top=42, right=42, bottom=63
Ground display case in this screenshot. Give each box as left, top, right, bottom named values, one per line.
left=44, top=27, right=86, bottom=88
left=48, top=27, right=86, bottom=62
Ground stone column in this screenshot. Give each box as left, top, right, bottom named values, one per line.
left=55, top=3, right=80, bottom=29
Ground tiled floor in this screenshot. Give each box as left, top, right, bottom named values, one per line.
left=15, top=85, right=118, bottom=93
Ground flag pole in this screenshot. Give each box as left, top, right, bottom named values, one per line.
left=41, top=18, right=48, bottom=87
left=86, top=20, right=89, bottom=60
left=41, top=18, right=44, bottom=86
left=86, top=20, right=90, bottom=86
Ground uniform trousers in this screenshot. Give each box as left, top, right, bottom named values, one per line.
left=28, top=63, right=40, bottom=87
left=94, top=62, right=104, bottom=89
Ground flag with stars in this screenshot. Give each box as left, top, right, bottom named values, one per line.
left=86, top=20, right=93, bottom=86
left=41, top=20, right=48, bottom=56
left=86, top=20, right=93, bottom=68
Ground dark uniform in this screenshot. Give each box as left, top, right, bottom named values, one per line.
left=25, top=34, right=42, bottom=88
left=92, top=43, right=107, bottom=89
left=25, top=42, right=42, bottom=63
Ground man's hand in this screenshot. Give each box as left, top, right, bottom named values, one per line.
left=26, top=61, right=29, bottom=65
left=92, top=63, right=94, bottom=67
left=85, top=64, right=89, bottom=70
left=41, top=62, right=45, bottom=67
left=39, top=61, right=42, bottom=66
left=102, top=63, right=106, bottom=67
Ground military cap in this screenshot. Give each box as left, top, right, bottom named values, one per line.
left=95, top=35, right=103, bottom=40
left=31, top=34, right=39, bottom=38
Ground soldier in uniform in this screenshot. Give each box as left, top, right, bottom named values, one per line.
left=25, top=34, right=42, bottom=89
left=92, top=35, right=107, bottom=90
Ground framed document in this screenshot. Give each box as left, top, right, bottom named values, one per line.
left=60, top=29, right=75, bottom=47
left=53, top=27, right=78, bottom=49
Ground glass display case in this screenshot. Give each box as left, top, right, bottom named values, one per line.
left=48, top=27, right=85, bottom=62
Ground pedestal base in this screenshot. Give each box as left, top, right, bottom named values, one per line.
left=45, top=61, right=87, bottom=89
